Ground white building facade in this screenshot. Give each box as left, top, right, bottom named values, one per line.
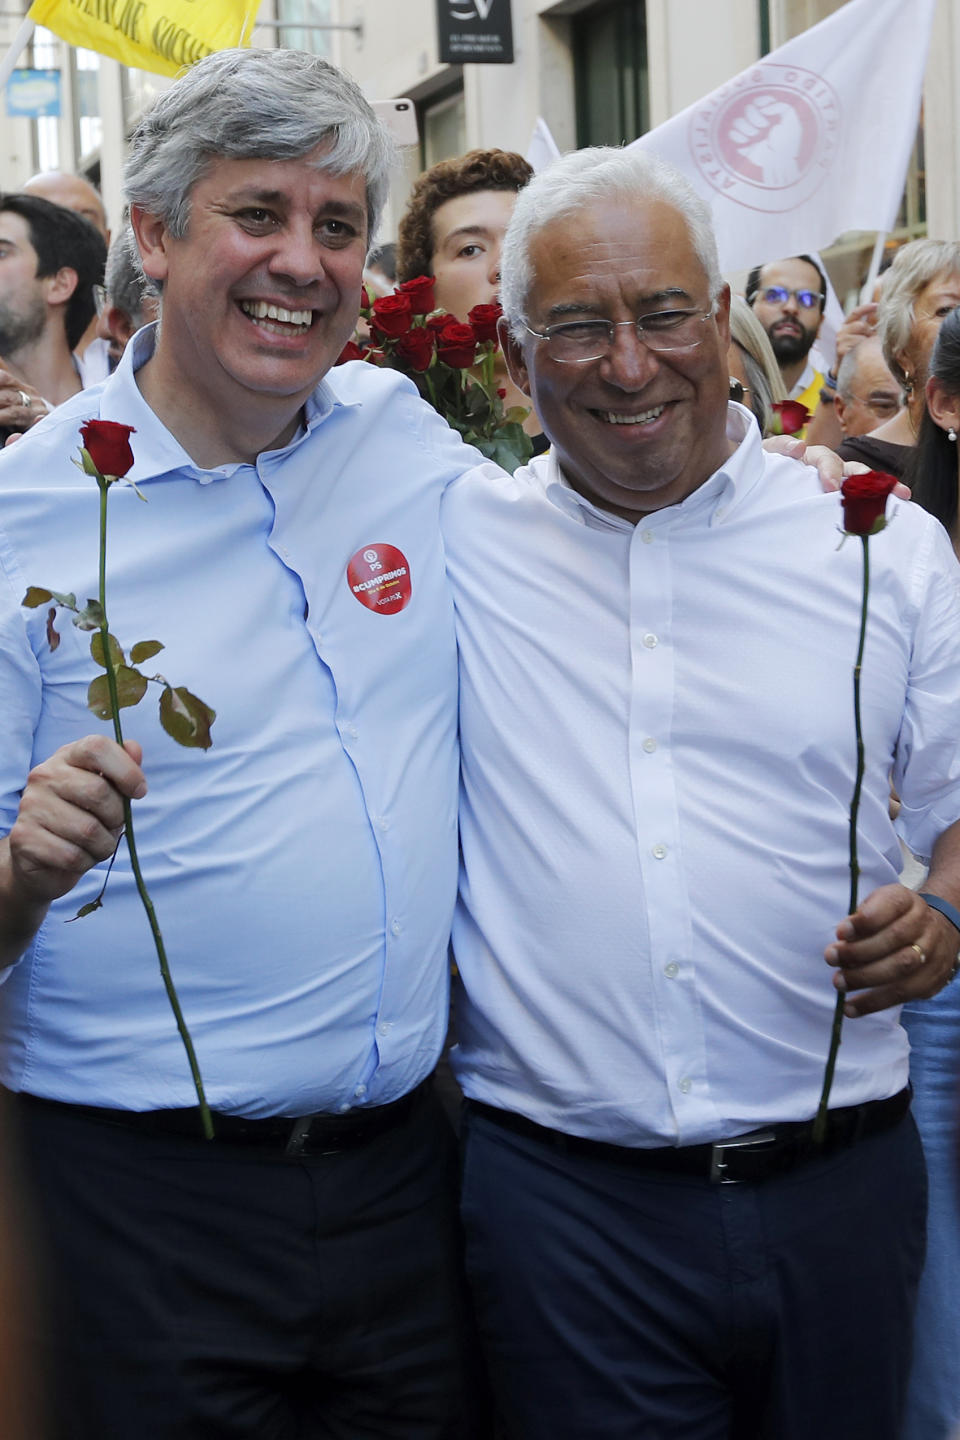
left=0, top=0, right=956, bottom=290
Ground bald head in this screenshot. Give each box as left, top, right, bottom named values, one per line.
left=23, top=171, right=109, bottom=241
left=835, top=336, right=902, bottom=437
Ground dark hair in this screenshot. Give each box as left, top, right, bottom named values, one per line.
left=0, top=192, right=106, bottom=349
left=906, top=305, right=960, bottom=535
left=744, top=253, right=827, bottom=311
left=396, top=148, right=533, bottom=284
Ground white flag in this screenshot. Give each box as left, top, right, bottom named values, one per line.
left=632, top=0, right=935, bottom=275
left=526, top=117, right=561, bottom=173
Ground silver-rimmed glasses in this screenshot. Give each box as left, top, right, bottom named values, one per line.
left=521, top=307, right=715, bottom=364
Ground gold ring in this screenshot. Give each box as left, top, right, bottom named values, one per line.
left=16, top=390, right=30, bottom=408
left=910, top=943, right=926, bottom=965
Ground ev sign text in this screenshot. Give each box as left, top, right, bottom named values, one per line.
left=437, top=0, right=513, bottom=64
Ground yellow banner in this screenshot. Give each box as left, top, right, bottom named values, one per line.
left=27, top=0, right=255, bottom=78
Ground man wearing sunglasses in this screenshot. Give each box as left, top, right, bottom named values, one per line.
left=745, top=253, right=828, bottom=432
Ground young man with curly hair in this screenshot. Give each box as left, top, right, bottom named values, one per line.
left=397, top=148, right=539, bottom=436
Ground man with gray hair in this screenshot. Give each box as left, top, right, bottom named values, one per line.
left=95, top=224, right=159, bottom=367
left=833, top=334, right=902, bottom=441
left=0, top=47, right=480, bottom=1439
left=442, top=145, right=960, bottom=1438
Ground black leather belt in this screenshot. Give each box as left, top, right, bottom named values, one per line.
left=15, top=1080, right=428, bottom=1156
left=467, top=1087, right=911, bottom=1185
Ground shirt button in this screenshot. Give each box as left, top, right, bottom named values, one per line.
left=337, top=1101, right=351, bottom=1114
left=652, top=844, right=668, bottom=859
left=641, top=530, right=655, bottom=544
left=642, top=737, right=657, bottom=754
left=354, top=1084, right=367, bottom=1098
left=346, top=724, right=359, bottom=739
left=642, top=633, right=658, bottom=649
left=664, top=961, right=679, bottom=978
left=391, top=919, right=402, bottom=936
left=377, top=1021, right=392, bottom=1037
left=377, top=816, right=390, bottom=832
left=678, top=1077, right=692, bottom=1094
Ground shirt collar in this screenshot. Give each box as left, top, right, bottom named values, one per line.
left=543, top=402, right=765, bottom=531
left=98, top=324, right=358, bottom=486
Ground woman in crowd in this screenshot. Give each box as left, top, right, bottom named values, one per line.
left=838, top=238, right=960, bottom=480
left=899, top=306, right=960, bottom=1440
left=728, top=295, right=786, bottom=434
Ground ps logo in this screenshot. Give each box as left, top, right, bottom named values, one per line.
left=363, top=549, right=383, bottom=571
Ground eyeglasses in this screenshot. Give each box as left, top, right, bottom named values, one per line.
left=522, top=307, right=714, bottom=364
left=757, top=285, right=821, bottom=310
left=842, top=389, right=901, bottom=419
left=728, top=378, right=751, bottom=404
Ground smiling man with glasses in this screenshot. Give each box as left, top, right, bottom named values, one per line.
left=442, top=145, right=960, bottom=1440
left=745, top=253, right=828, bottom=431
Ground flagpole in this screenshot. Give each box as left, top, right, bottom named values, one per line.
left=0, top=15, right=35, bottom=91
left=861, top=232, right=887, bottom=305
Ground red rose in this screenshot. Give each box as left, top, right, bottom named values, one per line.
left=370, top=293, right=413, bottom=338
left=360, top=285, right=372, bottom=312
left=397, top=275, right=436, bottom=315
left=395, top=327, right=436, bottom=372
left=769, top=400, right=810, bottom=436
left=840, top=470, right=899, bottom=536
left=80, top=419, right=136, bottom=478
left=468, top=302, right=502, bottom=344
left=425, top=311, right=458, bottom=334
left=335, top=340, right=365, bottom=365
left=437, top=321, right=478, bottom=369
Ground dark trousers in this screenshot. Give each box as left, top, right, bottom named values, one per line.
left=12, top=1083, right=484, bottom=1440
left=461, top=1104, right=927, bottom=1440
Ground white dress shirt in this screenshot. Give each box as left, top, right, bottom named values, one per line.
left=444, top=406, right=960, bottom=1146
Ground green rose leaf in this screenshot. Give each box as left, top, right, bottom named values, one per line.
left=74, top=599, right=107, bottom=632
left=159, top=686, right=216, bottom=750
left=87, top=665, right=148, bottom=719
left=90, top=632, right=125, bottom=670
left=130, top=640, right=164, bottom=664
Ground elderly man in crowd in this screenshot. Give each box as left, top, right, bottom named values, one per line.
left=833, top=333, right=903, bottom=440
left=95, top=224, right=159, bottom=367
left=0, top=192, right=105, bottom=439
left=443, top=146, right=960, bottom=1440
left=0, top=48, right=482, bottom=1440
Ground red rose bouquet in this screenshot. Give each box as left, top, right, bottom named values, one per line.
left=337, top=279, right=533, bottom=473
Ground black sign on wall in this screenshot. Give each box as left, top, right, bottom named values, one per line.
left=437, top=0, right=514, bottom=65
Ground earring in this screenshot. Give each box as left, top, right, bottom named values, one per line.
left=949, top=427, right=957, bottom=442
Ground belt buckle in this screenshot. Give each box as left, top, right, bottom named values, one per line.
left=285, top=1114, right=319, bottom=1157
left=709, top=1131, right=777, bottom=1184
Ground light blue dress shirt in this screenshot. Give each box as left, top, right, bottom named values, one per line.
left=0, top=332, right=472, bottom=1117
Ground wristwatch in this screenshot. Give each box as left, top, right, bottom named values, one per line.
left=918, top=893, right=960, bottom=981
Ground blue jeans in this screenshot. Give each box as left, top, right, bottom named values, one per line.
left=901, top=985, right=960, bottom=1440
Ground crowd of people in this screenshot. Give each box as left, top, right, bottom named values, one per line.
left=2, top=42, right=960, bottom=1440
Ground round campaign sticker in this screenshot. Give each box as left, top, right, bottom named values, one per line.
left=346, top=543, right=412, bottom=615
